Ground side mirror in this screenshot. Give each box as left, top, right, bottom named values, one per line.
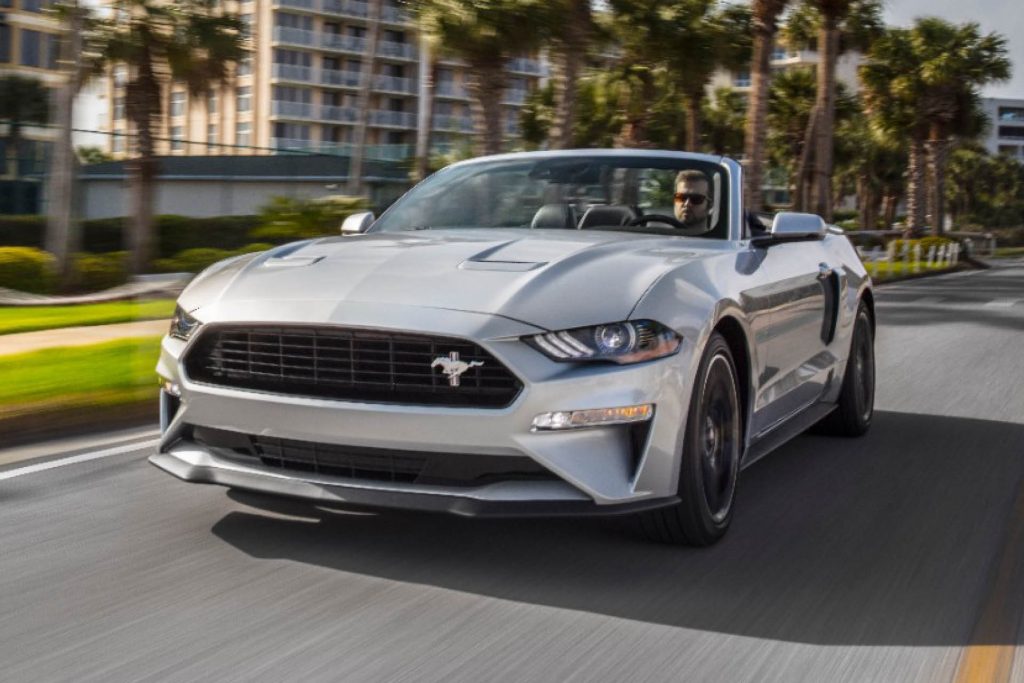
left=341, top=211, right=375, bottom=235
left=752, top=212, right=827, bottom=246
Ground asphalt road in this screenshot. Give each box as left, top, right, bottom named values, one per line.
left=3, top=261, right=1024, bottom=683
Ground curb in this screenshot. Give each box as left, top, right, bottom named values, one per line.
left=872, top=262, right=979, bottom=286
left=1, top=401, right=156, bottom=450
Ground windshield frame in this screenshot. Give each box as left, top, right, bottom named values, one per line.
left=370, top=151, right=739, bottom=240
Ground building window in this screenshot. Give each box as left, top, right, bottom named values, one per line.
left=23, top=0, right=45, bottom=12
left=21, top=29, right=41, bottom=67
left=207, top=92, right=217, bottom=115
left=733, top=70, right=751, bottom=87
left=240, top=14, right=253, bottom=37
left=0, top=25, right=10, bottom=64
left=170, top=91, right=185, bottom=117
left=999, top=107, right=1024, bottom=123
left=113, top=134, right=125, bottom=153
left=237, top=58, right=252, bottom=76
left=113, top=96, right=125, bottom=120
left=114, top=65, right=128, bottom=87
left=207, top=124, right=217, bottom=146
left=236, top=121, right=250, bottom=148
left=45, top=33, right=59, bottom=69
left=170, top=126, right=183, bottom=151
left=273, top=122, right=309, bottom=140
left=237, top=85, right=251, bottom=113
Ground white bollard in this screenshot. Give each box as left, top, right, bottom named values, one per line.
left=937, top=244, right=947, bottom=266
left=913, top=244, right=921, bottom=273
left=870, top=246, right=881, bottom=278
left=887, top=241, right=897, bottom=265
left=902, top=242, right=910, bottom=273
left=927, top=245, right=936, bottom=267
left=951, top=243, right=959, bottom=265
left=990, top=237, right=997, bottom=256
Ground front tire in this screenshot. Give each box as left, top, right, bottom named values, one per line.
left=637, top=332, right=742, bottom=546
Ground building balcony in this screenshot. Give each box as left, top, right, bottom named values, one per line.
left=272, top=0, right=315, bottom=10
left=321, top=0, right=367, bottom=19
left=374, top=75, right=416, bottom=94
left=435, top=82, right=469, bottom=99
left=272, top=64, right=314, bottom=83
left=433, top=114, right=475, bottom=133
left=271, top=137, right=315, bottom=151
left=271, top=101, right=315, bottom=118
left=369, top=109, right=417, bottom=128
left=377, top=40, right=416, bottom=60
left=320, top=104, right=359, bottom=122
left=321, top=32, right=366, bottom=52
left=272, top=26, right=316, bottom=46
left=321, top=69, right=362, bottom=87
left=503, top=89, right=528, bottom=105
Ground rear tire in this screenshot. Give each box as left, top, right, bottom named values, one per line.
left=814, top=301, right=874, bottom=437
left=637, top=332, right=742, bottom=546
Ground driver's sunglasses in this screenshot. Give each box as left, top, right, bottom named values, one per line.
left=674, top=192, right=708, bottom=205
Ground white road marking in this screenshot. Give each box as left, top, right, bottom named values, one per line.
left=0, top=438, right=160, bottom=481
left=984, top=299, right=1021, bottom=308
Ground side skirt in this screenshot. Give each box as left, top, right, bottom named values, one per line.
left=741, top=402, right=836, bottom=470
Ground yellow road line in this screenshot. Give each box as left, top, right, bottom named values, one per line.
left=954, top=478, right=1024, bottom=683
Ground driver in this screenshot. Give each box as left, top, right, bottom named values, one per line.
left=673, top=170, right=713, bottom=235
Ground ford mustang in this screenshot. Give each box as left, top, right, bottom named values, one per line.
left=150, top=150, right=875, bottom=546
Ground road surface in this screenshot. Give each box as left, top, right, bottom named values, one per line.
left=2, top=261, right=1023, bottom=682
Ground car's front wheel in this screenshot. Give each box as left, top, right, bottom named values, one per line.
left=637, top=332, right=742, bottom=546
left=813, top=301, right=874, bottom=437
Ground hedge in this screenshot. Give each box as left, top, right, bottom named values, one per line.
left=0, top=215, right=261, bottom=257
left=0, top=247, right=56, bottom=294
left=73, top=251, right=129, bottom=291
left=152, top=243, right=274, bottom=274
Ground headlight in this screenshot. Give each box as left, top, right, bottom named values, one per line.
left=169, top=305, right=201, bottom=341
left=525, top=320, right=681, bottom=364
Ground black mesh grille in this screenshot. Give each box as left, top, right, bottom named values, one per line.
left=183, top=325, right=521, bottom=408
left=192, top=427, right=554, bottom=487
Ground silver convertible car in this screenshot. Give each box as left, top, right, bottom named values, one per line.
left=151, top=150, right=875, bottom=546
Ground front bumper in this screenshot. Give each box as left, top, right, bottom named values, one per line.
left=153, top=302, right=698, bottom=511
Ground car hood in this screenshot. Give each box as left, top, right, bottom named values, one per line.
left=181, top=229, right=726, bottom=331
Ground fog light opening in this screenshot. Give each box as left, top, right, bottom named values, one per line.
left=161, top=379, right=181, bottom=397
left=532, top=404, right=653, bottom=431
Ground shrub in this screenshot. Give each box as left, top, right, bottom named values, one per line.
left=0, top=247, right=56, bottom=293
left=251, top=195, right=368, bottom=242
left=152, top=243, right=273, bottom=274
left=0, top=215, right=45, bottom=248
left=73, top=251, right=129, bottom=291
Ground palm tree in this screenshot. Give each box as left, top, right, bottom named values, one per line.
left=97, top=0, right=245, bottom=273
left=743, top=0, right=790, bottom=212
left=547, top=0, right=596, bottom=149
left=347, top=0, right=383, bottom=195
left=702, top=87, right=747, bottom=156
left=861, top=20, right=1009, bottom=235
left=411, top=0, right=549, bottom=156
left=0, top=76, right=50, bottom=180
left=783, top=0, right=882, bottom=216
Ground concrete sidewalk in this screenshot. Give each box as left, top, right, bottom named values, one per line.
left=0, top=319, right=169, bottom=356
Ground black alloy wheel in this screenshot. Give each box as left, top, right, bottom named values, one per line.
left=637, top=332, right=742, bottom=546
left=813, top=301, right=875, bottom=437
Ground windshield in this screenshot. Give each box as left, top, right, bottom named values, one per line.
left=372, top=155, right=731, bottom=239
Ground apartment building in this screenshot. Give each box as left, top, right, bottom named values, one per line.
left=0, top=0, right=64, bottom=211
left=708, top=46, right=863, bottom=100
left=101, top=0, right=546, bottom=161
left=981, top=97, right=1024, bottom=161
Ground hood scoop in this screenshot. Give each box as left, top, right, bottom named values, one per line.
left=263, top=255, right=325, bottom=268
left=460, top=260, right=545, bottom=272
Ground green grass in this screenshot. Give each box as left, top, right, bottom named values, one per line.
left=0, top=336, right=162, bottom=414
left=0, top=298, right=176, bottom=336
left=863, top=260, right=958, bottom=281
left=992, top=246, right=1024, bottom=259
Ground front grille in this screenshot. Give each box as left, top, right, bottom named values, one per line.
left=192, top=427, right=555, bottom=487
left=183, top=325, right=522, bottom=408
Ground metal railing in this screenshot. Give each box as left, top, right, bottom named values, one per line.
left=433, top=114, right=475, bottom=133
left=374, top=75, right=416, bottom=94
left=320, top=104, right=359, bottom=122
left=369, top=109, right=417, bottom=128
left=435, top=82, right=469, bottom=99
left=321, top=69, right=362, bottom=87
left=321, top=32, right=366, bottom=52
left=271, top=101, right=314, bottom=118
left=272, top=64, right=314, bottom=83
left=272, top=26, right=315, bottom=46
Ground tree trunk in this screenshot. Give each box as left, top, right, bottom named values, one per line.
left=684, top=92, right=702, bottom=151
left=347, top=0, right=383, bottom=196
left=794, top=104, right=817, bottom=212
left=882, top=190, right=899, bottom=228
left=414, top=42, right=437, bottom=182
left=126, top=46, right=161, bottom=275
left=810, top=16, right=839, bottom=221
left=925, top=124, right=948, bottom=236
left=742, top=14, right=778, bottom=212
left=46, top=4, right=86, bottom=287
left=467, top=63, right=506, bottom=155
left=905, top=137, right=925, bottom=237
left=549, top=0, right=589, bottom=150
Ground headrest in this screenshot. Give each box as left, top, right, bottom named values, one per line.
left=578, top=205, right=636, bottom=229
left=530, top=203, right=576, bottom=229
